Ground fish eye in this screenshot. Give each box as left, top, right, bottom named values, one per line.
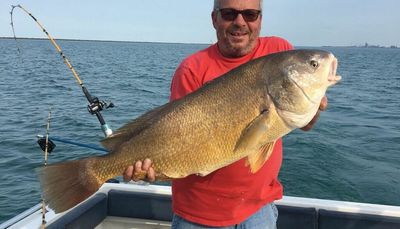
left=310, top=60, right=319, bottom=68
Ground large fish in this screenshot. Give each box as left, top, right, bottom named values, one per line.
left=37, top=49, right=341, bottom=213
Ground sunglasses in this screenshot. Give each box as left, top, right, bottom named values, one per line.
left=216, top=8, right=261, bottom=22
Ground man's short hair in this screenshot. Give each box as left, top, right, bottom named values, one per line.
left=213, top=0, right=263, bottom=10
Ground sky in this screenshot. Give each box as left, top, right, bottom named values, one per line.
left=0, top=0, right=399, bottom=47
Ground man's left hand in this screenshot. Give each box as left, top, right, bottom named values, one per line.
left=301, top=96, right=328, bottom=131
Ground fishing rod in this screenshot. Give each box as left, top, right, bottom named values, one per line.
left=10, top=4, right=114, bottom=137
left=40, top=108, right=52, bottom=228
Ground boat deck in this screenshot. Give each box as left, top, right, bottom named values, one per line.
left=2, top=183, right=400, bottom=229
left=96, top=216, right=171, bottom=229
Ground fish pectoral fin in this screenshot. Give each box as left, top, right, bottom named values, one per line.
left=234, top=110, right=273, bottom=154
left=234, top=110, right=277, bottom=173
left=245, top=141, right=276, bottom=173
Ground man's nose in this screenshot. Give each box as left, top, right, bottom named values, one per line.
left=232, top=13, right=247, bottom=26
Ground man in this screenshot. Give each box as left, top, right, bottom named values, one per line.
left=124, top=0, right=327, bottom=228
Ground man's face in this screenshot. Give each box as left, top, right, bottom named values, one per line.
left=212, top=0, right=262, bottom=58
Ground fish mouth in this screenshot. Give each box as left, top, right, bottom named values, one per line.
left=288, top=56, right=341, bottom=105
left=328, top=57, right=341, bottom=86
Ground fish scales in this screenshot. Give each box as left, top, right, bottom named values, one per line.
left=97, top=59, right=268, bottom=177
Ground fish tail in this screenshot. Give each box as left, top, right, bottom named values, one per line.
left=37, top=157, right=104, bottom=213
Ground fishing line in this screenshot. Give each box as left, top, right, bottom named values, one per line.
left=10, top=4, right=114, bottom=137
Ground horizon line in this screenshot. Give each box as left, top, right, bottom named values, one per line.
left=0, top=36, right=397, bottom=48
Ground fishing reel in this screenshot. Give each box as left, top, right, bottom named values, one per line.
left=37, top=136, right=56, bottom=154
left=87, top=96, right=114, bottom=115
left=82, top=86, right=114, bottom=137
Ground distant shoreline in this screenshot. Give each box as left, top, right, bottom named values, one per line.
left=322, top=45, right=399, bottom=49
left=0, top=37, right=398, bottom=49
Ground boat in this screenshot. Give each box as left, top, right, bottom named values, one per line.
left=1, top=181, right=400, bottom=229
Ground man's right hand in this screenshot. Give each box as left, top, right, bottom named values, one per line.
left=123, top=158, right=156, bottom=182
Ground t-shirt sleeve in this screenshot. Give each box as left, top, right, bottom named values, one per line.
left=169, top=61, right=201, bottom=102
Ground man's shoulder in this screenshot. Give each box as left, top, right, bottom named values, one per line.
left=260, top=36, right=292, bottom=45
left=177, top=44, right=216, bottom=72
left=171, top=45, right=216, bottom=99
left=182, top=44, right=215, bottom=64
left=258, top=36, right=293, bottom=52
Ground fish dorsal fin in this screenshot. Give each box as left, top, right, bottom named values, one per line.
left=101, top=103, right=169, bottom=152
left=245, top=141, right=276, bottom=173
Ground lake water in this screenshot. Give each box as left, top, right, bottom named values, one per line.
left=0, top=38, right=399, bottom=223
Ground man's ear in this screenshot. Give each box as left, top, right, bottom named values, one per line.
left=211, top=11, right=218, bottom=29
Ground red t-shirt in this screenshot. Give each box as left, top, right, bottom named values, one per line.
left=170, top=36, right=293, bottom=226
